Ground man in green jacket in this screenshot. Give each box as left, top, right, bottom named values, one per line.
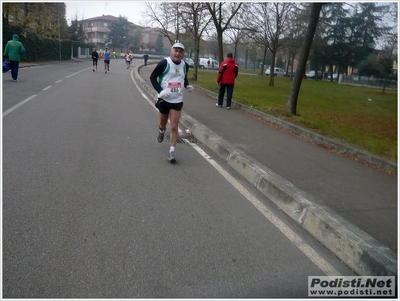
left=3, top=34, right=26, bottom=82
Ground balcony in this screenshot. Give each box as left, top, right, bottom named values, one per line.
left=85, top=27, right=109, bottom=33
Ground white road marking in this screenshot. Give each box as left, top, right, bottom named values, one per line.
left=131, top=66, right=341, bottom=277
left=66, top=67, right=92, bottom=78
left=55, top=80, right=63, bottom=84
left=3, top=67, right=91, bottom=116
left=184, top=140, right=341, bottom=277
left=3, top=94, right=37, bottom=117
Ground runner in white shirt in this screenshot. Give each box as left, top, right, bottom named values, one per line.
left=150, top=42, right=194, bottom=163
left=125, top=52, right=131, bottom=69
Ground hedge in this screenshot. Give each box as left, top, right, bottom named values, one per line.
left=3, top=22, right=95, bottom=61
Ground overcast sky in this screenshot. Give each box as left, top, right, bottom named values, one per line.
left=65, top=1, right=147, bottom=26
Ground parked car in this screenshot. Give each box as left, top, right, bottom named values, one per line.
left=198, top=58, right=219, bottom=70
left=286, top=70, right=296, bottom=77
left=306, top=70, right=323, bottom=79
left=265, top=67, right=287, bottom=77
left=324, top=72, right=338, bottom=80
left=184, top=58, right=194, bottom=68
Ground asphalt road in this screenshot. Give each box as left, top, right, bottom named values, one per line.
left=3, top=59, right=354, bottom=298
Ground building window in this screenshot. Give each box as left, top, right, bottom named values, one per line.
left=104, top=23, right=108, bottom=27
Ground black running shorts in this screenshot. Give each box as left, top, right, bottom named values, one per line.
left=156, top=99, right=183, bottom=114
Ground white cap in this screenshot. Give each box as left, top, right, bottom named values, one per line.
left=172, top=42, right=185, bottom=50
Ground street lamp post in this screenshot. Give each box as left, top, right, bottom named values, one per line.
left=179, top=28, right=186, bottom=43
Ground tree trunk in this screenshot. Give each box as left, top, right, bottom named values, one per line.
left=192, top=38, right=200, bottom=81
left=290, top=53, right=295, bottom=80
left=260, top=46, right=267, bottom=76
left=382, top=72, right=389, bottom=94
left=286, top=3, right=324, bottom=115
left=218, top=30, right=224, bottom=63
left=245, top=47, right=248, bottom=70
left=269, top=51, right=276, bottom=86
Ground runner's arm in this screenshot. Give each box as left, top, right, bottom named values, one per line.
left=149, top=59, right=168, bottom=93
left=184, top=62, right=190, bottom=88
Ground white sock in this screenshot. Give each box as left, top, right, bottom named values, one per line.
left=170, top=146, right=175, bottom=153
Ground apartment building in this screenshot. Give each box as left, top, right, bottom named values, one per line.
left=78, top=14, right=170, bottom=54
left=78, top=15, right=131, bottom=51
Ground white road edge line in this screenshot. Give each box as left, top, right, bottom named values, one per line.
left=130, top=67, right=341, bottom=277
left=3, top=94, right=38, bottom=117
left=43, top=85, right=52, bottom=91
left=184, top=139, right=341, bottom=277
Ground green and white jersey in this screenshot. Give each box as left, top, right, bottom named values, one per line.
left=158, top=57, right=187, bottom=104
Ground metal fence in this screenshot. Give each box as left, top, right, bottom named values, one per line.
left=339, top=74, right=398, bottom=90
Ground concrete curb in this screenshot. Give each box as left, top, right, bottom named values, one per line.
left=134, top=66, right=397, bottom=276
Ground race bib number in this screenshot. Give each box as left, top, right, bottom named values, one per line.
left=167, top=82, right=182, bottom=93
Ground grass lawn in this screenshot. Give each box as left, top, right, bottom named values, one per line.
left=187, top=69, right=398, bottom=162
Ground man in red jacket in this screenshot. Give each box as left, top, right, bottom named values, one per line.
left=216, top=53, right=239, bottom=110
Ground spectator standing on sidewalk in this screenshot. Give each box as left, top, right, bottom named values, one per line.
left=3, top=34, right=26, bottom=82
left=91, top=48, right=99, bottom=72
left=216, top=53, right=239, bottom=110
left=143, top=53, right=149, bottom=66
left=149, top=42, right=194, bottom=163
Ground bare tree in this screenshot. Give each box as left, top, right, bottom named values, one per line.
left=245, top=3, right=270, bottom=76
left=180, top=3, right=212, bottom=80
left=380, top=30, right=398, bottom=93
left=282, top=3, right=309, bottom=79
left=380, top=2, right=398, bottom=93
left=263, top=2, right=295, bottom=86
left=287, top=3, right=324, bottom=115
left=144, top=2, right=183, bottom=46
left=223, top=4, right=250, bottom=60
left=205, top=2, right=243, bottom=62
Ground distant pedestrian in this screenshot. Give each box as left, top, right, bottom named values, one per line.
left=91, top=48, right=99, bottom=72
left=104, top=48, right=110, bottom=73
left=143, top=53, right=149, bottom=66
left=149, top=42, right=194, bottom=163
left=216, top=53, right=238, bottom=110
left=125, top=52, right=131, bottom=68
left=3, top=33, right=26, bottom=82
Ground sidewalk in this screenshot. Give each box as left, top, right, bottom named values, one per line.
left=136, top=65, right=397, bottom=276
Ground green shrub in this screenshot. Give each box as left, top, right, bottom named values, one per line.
left=3, top=22, right=93, bottom=61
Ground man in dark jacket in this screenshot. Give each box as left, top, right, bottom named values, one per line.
left=91, top=48, right=99, bottom=71
left=216, top=53, right=238, bottom=109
